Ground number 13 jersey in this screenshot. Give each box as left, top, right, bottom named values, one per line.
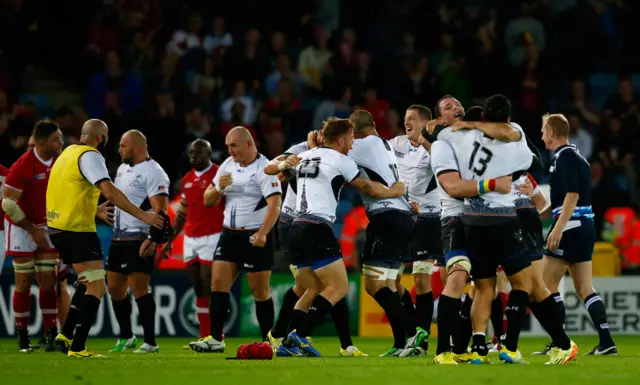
left=436, top=123, right=532, bottom=214
left=348, top=135, right=411, bottom=215
left=292, top=147, right=360, bottom=223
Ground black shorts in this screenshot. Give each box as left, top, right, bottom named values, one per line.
left=545, top=217, right=595, bottom=263
left=518, top=208, right=544, bottom=261
left=464, top=218, right=530, bottom=280
left=410, top=215, right=443, bottom=262
left=106, top=237, right=155, bottom=275
left=278, top=219, right=293, bottom=264
left=48, top=228, right=103, bottom=266
left=288, top=220, right=342, bottom=268
left=441, top=216, right=467, bottom=267
left=214, top=227, right=274, bottom=272
left=363, top=210, right=413, bottom=264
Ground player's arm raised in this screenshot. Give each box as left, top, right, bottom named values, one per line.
left=264, top=155, right=301, bottom=176
left=451, top=121, right=521, bottom=142
left=437, top=171, right=512, bottom=198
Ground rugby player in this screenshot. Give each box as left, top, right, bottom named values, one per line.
left=190, top=127, right=281, bottom=353
left=540, top=114, right=617, bottom=356
left=106, top=130, right=170, bottom=354
left=48, top=119, right=164, bottom=358
left=388, top=105, right=439, bottom=355
left=162, top=139, right=224, bottom=342
left=348, top=110, right=425, bottom=357
left=0, top=163, right=8, bottom=275
left=429, top=95, right=535, bottom=364
left=275, top=118, right=405, bottom=357
left=3, top=121, right=63, bottom=352
left=265, top=133, right=365, bottom=357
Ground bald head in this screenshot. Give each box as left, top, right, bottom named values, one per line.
left=188, top=139, right=213, bottom=171
left=80, top=119, right=109, bottom=150
left=119, top=129, right=149, bottom=166
left=225, top=126, right=257, bottom=166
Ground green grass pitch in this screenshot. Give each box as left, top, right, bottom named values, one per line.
left=1, top=337, right=638, bottom=385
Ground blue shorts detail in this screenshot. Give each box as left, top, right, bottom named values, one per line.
left=296, top=257, right=342, bottom=271
left=444, top=249, right=468, bottom=265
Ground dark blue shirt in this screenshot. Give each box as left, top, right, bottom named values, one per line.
left=549, top=145, right=593, bottom=219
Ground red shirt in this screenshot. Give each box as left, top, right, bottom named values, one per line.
left=0, top=164, right=9, bottom=231
left=361, top=100, right=391, bottom=139
left=4, top=149, right=56, bottom=226
left=181, top=164, right=224, bottom=237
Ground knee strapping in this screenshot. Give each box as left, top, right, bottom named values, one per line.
left=79, top=269, right=106, bottom=282
left=412, top=260, right=434, bottom=275
left=362, top=265, right=399, bottom=281
left=446, top=255, right=471, bottom=275
left=13, top=259, right=35, bottom=273
left=35, top=259, right=58, bottom=273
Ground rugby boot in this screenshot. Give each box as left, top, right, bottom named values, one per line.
left=340, top=346, right=367, bottom=357
left=109, top=336, right=137, bottom=352
left=54, top=333, right=72, bottom=354
left=17, top=328, right=32, bottom=353
left=43, top=327, right=57, bottom=352
left=585, top=344, right=618, bottom=356
left=434, top=352, right=459, bottom=364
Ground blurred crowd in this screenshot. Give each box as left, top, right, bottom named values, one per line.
left=0, top=0, right=639, bottom=245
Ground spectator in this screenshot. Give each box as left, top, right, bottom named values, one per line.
left=356, top=87, right=390, bottom=139
left=597, top=116, right=633, bottom=177
left=266, top=31, right=293, bottom=71
left=85, top=11, right=118, bottom=60
left=398, top=31, right=421, bottom=72
left=567, top=111, right=594, bottom=160
left=604, top=77, right=638, bottom=125
left=387, top=108, right=404, bottom=137
left=203, top=16, right=233, bottom=57
left=312, top=85, right=351, bottom=130
left=430, top=32, right=469, bottom=105
left=338, top=28, right=357, bottom=67
left=220, top=80, right=255, bottom=125
left=265, top=54, right=301, bottom=95
left=263, top=78, right=301, bottom=131
left=84, top=51, right=143, bottom=119
left=298, top=28, right=332, bottom=90
left=504, top=0, right=546, bottom=67
left=564, top=79, right=601, bottom=132
left=166, top=13, right=202, bottom=57
left=349, top=52, right=377, bottom=102
left=54, top=107, right=79, bottom=145
left=120, top=0, right=163, bottom=36
left=220, top=102, right=259, bottom=143
left=515, top=43, right=546, bottom=142
left=227, top=28, right=265, bottom=92
left=406, top=55, right=438, bottom=106
left=124, top=30, right=155, bottom=84
left=191, top=57, right=222, bottom=100
left=153, top=56, right=180, bottom=95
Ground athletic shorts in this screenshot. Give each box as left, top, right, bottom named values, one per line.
left=464, top=218, right=530, bottom=280
left=48, top=228, right=103, bottom=266
left=441, top=216, right=467, bottom=267
left=363, top=210, right=413, bottom=264
left=288, top=219, right=341, bottom=269
left=4, top=219, right=55, bottom=258
left=517, top=208, right=544, bottom=261
left=214, top=227, right=274, bottom=272
left=106, top=236, right=155, bottom=275
left=277, top=219, right=293, bottom=264
left=410, top=215, right=443, bottom=262
left=183, top=233, right=221, bottom=266
left=545, top=217, right=595, bottom=263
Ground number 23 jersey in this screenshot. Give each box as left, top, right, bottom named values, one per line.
left=292, top=147, right=360, bottom=223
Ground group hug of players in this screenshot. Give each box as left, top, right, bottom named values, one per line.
left=0, top=93, right=618, bottom=363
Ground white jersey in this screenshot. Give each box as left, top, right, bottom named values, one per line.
left=281, top=142, right=309, bottom=221
left=430, top=141, right=464, bottom=218
left=348, top=136, right=411, bottom=215
left=293, top=147, right=360, bottom=223
left=512, top=174, right=541, bottom=210
left=436, top=122, right=532, bottom=216
left=388, top=135, right=440, bottom=217
left=113, top=159, right=170, bottom=234
left=214, top=154, right=282, bottom=229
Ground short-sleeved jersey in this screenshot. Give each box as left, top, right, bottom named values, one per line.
left=388, top=135, right=440, bottom=217
left=181, top=163, right=223, bottom=237
left=113, top=159, right=170, bottom=233
left=4, top=149, right=55, bottom=226
left=549, top=145, right=593, bottom=219
left=348, top=136, right=410, bottom=215
left=281, top=142, right=309, bottom=221
left=430, top=141, right=464, bottom=218
left=0, top=164, right=8, bottom=231
left=292, top=147, right=360, bottom=223
left=512, top=173, right=541, bottom=210
left=213, top=154, right=282, bottom=229
left=436, top=123, right=533, bottom=216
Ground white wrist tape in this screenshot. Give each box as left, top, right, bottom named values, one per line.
left=215, top=185, right=224, bottom=193
left=2, top=197, right=26, bottom=223
left=278, top=161, right=287, bottom=171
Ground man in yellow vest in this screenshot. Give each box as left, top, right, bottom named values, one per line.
left=46, top=119, right=164, bottom=358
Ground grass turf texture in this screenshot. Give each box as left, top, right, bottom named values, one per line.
left=1, top=337, right=637, bottom=385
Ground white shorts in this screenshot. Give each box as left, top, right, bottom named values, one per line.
left=183, top=233, right=221, bottom=266
left=0, top=230, right=5, bottom=275
left=4, top=219, right=55, bottom=258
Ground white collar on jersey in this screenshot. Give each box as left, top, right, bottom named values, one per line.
left=33, top=148, right=53, bottom=167
left=194, top=162, right=213, bottom=177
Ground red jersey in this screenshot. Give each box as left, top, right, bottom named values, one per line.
left=0, top=164, right=9, bottom=231
left=4, top=149, right=56, bottom=226
left=181, top=164, right=223, bottom=237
